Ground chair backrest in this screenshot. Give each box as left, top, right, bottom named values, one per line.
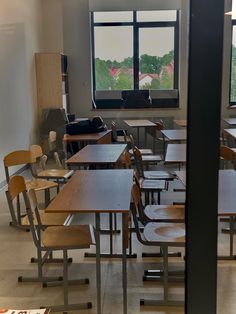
left=132, top=146, right=144, bottom=177
left=4, top=150, right=35, bottom=182
left=53, top=152, right=64, bottom=168
left=48, top=130, right=57, bottom=153
left=129, top=134, right=135, bottom=149
left=27, top=189, right=42, bottom=247
left=220, top=145, right=236, bottom=169
left=123, top=151, right=132, bottom=169
left=6, top=175, right=30, bottom=228
left=7, top=175, right=27, bottom=202
left=30, top=145, right=43, bottom=159
left=155, top=120, right=164, bottom=131
left=30, top=145, right=48, bottom=173
left=220, top=145, right=235, bottom=161
left=130, top=183, right=146, bottom=243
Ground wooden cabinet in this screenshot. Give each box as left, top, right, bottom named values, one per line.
left=35, top=53, right=69, bottom=118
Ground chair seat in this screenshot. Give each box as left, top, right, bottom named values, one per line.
left=37, top=169, right=74, bottom=180
left=116, top=135, right=130, bottom=143
left=141, top=155, right=162, bottom=163
left=21, top=212, right=70, bottom=226
left=139, top=178, right=166, bottom=191
left=129, top=148, right=153, bottom=155
left=26, top=178, right=58, bottom=191
left=144, top=205, right=185, bottom=222
left=143, top=222, right=185, bottom=245
left=143, top=170, right=175, bottom=180
left=41, top=224, right=95, bottom=249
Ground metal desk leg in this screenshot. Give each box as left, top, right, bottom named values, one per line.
left=95, top=213, right=101, bottom=314
left=122, top=213, right=127, bottom=314
left=137, top=128, right=140, bottom=146
left=145, top=128, right=147, bottom=148
left=218, top=216, right=236, bottom=260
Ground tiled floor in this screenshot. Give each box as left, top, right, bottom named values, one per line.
left=0, top=166, right=235, bottom=314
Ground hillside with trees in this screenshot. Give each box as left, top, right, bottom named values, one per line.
left=95, top=50, right=174, bottom=90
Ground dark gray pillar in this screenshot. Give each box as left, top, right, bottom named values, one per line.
left=186, top=0, right=224, bottom=313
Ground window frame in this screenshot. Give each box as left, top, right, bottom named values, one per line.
left=90, top=10, right=179, bottom=109
left=230, top=19, right=236, bottom=106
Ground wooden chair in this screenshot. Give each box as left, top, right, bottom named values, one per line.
left=48, top=130, right=57, bottom=153
left=5, top=176, right=70, bottom=232
left=6, top=175, right=75, bottom=269
left=10, top=176, right=96, bottom=312
left=131, top=183, right=185, bottom=307
left=220, top=145, right=236, bottom=169
left=128, top=134, right=153, bottom=156
left=133, top=146, right=175, bottom=181
left=30, top=145, right=74, bottom=184
left=134, top=182, right=185, bottom=224
left=111, top=121, right=128, bottom=143
left=4, top=150, right=58, bottom=207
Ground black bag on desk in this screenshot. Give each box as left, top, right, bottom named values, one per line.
left=66, top=116, right=106, bottom=135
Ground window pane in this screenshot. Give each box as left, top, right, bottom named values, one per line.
left=139, top=28, right=175, bottom=90
left=94, top=26, right=133, bottom=90
left=137, top=10, right=177, bottom=22
left=231, top=25, right=236, bottom=102
left=93, top=11, right=133, bottom=23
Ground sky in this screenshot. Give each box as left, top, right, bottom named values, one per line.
left=94, top=11, right=175, bottom=62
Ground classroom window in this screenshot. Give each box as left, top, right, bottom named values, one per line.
left=230, top=22, right=236, bottom=105
left=90, top=10, right=179, bottom=109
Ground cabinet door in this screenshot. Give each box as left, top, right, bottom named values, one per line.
left=35, top=53, right=62, bottom=114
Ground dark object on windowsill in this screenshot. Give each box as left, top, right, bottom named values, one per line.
left=121, top=90, right=151, bottom=108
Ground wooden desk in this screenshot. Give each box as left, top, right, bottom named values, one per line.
left=174, top=119, right=187, bottom=127
left=123, top=119, right=156, bottom=147
left=63, top=129, right=112, bottom=144
left=165, top=144, right=186, bottom=163
left=175, top=169, right=236, bottom=259
left=161, top=129, right=187, bottom=142
left=66, top=144, right=127, bottom=168
left=224, top=128, right=236, bottom=139
left=223, top=118, right=236, bottom=125
left=46, top=169, right=133, bottom=314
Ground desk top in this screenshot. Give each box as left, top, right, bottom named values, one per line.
left=161, top=129, right=187, bottom=141
left=174, top=119, right=187, bottom=127
left=224, top=128, right=236, bottom=139
left=63, top=129, right=112, bottom=142
left=223, top=118, right=236, bottom=125
left=165, top=144, right=186, bottom=163
left=46, top=169, right=133, bottom=214
left=66, top=144, right=127, bottom=165
left=123, top=119, right=156, bottom=128
left=175, top=170, right=236, bottom=216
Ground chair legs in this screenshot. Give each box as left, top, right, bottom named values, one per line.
left=18, top=248, right=63, bottom=284
left=140, top=246, right=184, bottom=307
left=42, top=249, right=92, bottom=312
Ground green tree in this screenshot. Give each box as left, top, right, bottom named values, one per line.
left=231, top=45, right=236, bottom=102
left=95, top=58, right=114, bottom=90
left=160, top=50, right=174, bottom=67
left=140, top=54, right=162, bottom=74
left=121, top=57, right=133, bottom=68
left=160, top=68, right=173, bottom=89
left=151, top=78, right=161, bottom=89
left=113, top=72, right=132, bottom=90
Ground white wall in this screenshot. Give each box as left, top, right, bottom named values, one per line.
left=60, top=0, right=189, bottom=120
left=89, top=0, right=182, bottom=11
left=41, top=0, right=63, bottom=52
left=0, top=0, right=43, bottom=183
